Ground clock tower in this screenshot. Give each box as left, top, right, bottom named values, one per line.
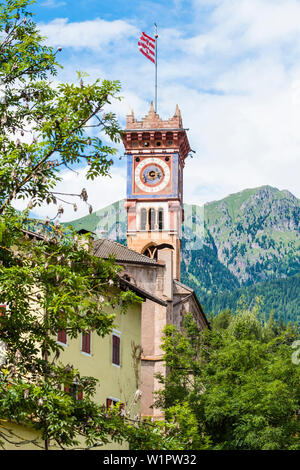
left=123, top=102, right=191, bottom=280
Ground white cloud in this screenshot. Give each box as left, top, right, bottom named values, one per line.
left=191, top=0, right=300, bottom=54
left=223, top=0, right=300, bottom=48
left=28, top=0, right=300, bottom=220
left=41, top=0, right=66, bottom=8
left=38, top=17, right=138, bottom=50
left=151, top=0, right=300, bottom=203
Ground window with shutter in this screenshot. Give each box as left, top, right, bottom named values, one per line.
left=57, top=329, right=67, bottom=345
left=140, top=208, right=147, bottom=230
left=106, top=398, right=122, bottom=409
left=0, top=305, right=6, bottom=332
left=0, top=305, right=6, bottom=315
left=57, top=310, right=67, bottom=345
left=106, top=398, right=113, bottom=408
left=158, top=208, right=164, bottom=230
left=82, top=331, right=91, bottom=354
left=148, top=207, right=156, bottom=230
left=65, top=384, right=83, bottom=401
left=112, top=334, right=120, bottom=366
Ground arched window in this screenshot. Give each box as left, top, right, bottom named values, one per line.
left=140, top=208, right=147, bottom=230
left=148, top=208, right=156, bottom=230
left=158, top=208, right=164, bottom=230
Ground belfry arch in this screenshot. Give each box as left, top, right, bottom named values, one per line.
left=142, top=243, right=174, bottom=261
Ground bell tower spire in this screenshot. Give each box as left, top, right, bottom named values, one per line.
left=123, top=104, right=190, bottom=280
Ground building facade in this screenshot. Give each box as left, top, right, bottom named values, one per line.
left=0, top=231, right=166, bottom=450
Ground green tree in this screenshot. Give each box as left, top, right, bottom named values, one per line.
left=0, top=0, right=142, bottom=450
left=155, top=303, right=300, bottom=450
left=0, top=210, right=141, bottom=449
left=125, top=405, right=211, bottom=450
left=0, top=0, right=121, bottom=215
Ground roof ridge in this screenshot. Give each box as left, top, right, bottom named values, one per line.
left=95, top=238, right=159, bottom=264
left=173, top=279, right=194, bottom=292
left=93, top=237, right=160, bottom=265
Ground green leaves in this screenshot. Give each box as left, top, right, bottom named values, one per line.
left=0, top=205, right=144, bottom=448
left=0, top=373, right=129, bottom=448
left=0, top=0, right=136, bottom=449
left=154, top=305, right=300, bottom=450
left=0, top=1, right=123, bottom=215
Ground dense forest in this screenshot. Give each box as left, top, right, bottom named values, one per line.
left=201, top=274, right=300, bottom=325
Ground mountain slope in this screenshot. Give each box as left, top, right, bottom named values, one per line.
left=65, top=200, right=127, bottom=241
left=201, top=273, right=300, bottom=325
left=181, top=185, right=300, bottom=296
left=63, top=185, right=300, bottom=322
left=204, top=185, right=299, bottom=285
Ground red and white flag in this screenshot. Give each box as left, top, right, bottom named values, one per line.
left=138, top=32, right=156, bottom=64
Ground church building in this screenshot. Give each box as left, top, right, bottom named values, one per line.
left=93, top=103, right=209, bottom=418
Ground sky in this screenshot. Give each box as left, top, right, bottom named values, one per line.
left=16, top=0, right=300, bottom=221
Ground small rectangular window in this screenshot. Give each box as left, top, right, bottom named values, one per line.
left=112, top=334, right=120, bottom=366
left=0, top=305, right=6, bottom=315
left=57, top=310, right=67, bottom=345
left=0, top=304, right=6, bottom=337
left=106, top=398, right=123, bottom=409
left=57, top=329, right=67, bottom=345
left=106, top=398, right=113, bottom=408
left=65, top=384, right=83, bottom=401
left=82, top=331, right=91, bottom=355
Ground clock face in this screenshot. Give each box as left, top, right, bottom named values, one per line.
left=134, top=157, right=170, bottom=193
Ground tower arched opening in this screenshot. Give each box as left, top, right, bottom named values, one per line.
left=142, top=243, right=174, bottom=261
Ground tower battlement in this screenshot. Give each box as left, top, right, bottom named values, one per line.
left=126, top=101, right=183, bottom=129
left=123, top=102, right=191, bottom=164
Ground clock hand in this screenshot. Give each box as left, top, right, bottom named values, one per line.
left=150, top=171, right=162, bottom=179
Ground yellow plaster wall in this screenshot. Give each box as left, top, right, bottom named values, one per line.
left=1, top=302, right=142, bottom=451
left=59, top=302, right=142, bottom=411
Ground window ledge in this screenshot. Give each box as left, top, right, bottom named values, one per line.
left=81, top=351, right=92, bottom=357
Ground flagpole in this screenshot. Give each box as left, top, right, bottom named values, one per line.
left=154, top=23, right=158, bottom=113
